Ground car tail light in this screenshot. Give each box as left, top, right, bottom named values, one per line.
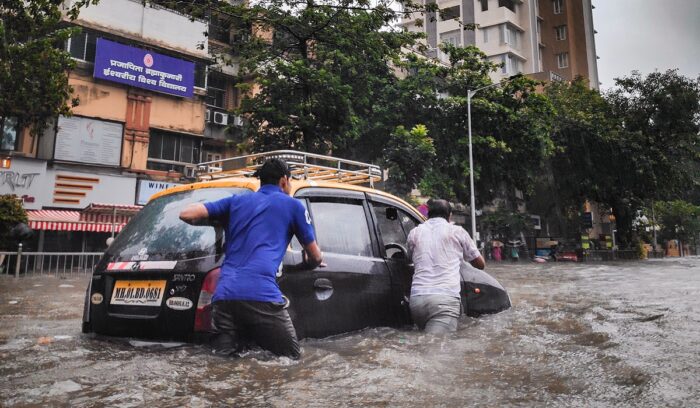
left=194, top=267, right=220, bottom=332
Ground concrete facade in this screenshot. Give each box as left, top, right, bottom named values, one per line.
left=402, top=0, right=599, bottom=86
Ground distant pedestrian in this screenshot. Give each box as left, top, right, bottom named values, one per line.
left=407, top=199, right=485, bottom=334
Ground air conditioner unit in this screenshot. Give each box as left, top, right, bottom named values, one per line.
left=184, top=165, right=197, bottom=179
left=232, top=115, right=244, bottom=127
left=213, top=111, right=228, bottom=125
left=205, top=109, right=211, bottom=122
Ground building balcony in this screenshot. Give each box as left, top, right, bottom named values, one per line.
left=62, top=0, right=208, bottom=59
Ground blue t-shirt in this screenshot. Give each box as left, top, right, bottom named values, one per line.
left=204, top=184, right=316, bottom=303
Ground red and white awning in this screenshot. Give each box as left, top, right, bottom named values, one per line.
left=27, top=210, right=130, bottom=232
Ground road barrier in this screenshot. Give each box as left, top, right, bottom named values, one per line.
left=0, top=251, right=103, bottom=278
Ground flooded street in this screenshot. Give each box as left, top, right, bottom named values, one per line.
left=1, top=257, right=698, bottom=407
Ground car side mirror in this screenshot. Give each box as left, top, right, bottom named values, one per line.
left=385, top=207, right=398, bottom=221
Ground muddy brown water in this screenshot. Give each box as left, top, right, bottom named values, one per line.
left=1, top=257, right=698, bottom=407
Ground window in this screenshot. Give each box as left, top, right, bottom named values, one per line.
left=1, top=117, right=18, bottom=151
left=372, top=203, right=419, bottom=258
left=483, top=27, right=489, bottom=43
left=206, top=73, right=227, bottom=108
left=557, top=52, right=569, bottom=68
left=501, top=54, right=521, bottom=74
left=480, top=0, right=488, bottom=12
left=500, top=24, right=520, bottom=48
left=498, top=0, right=516, bottom=12
left=68, top=31, right=97, bottom=62
left=440, top=6, right=460, bottom=21
left=553, top=0, right=563, bottom=14
left=147, top=129, right=202, bottom=172
left=194, top=63, right=207, bottom=89
left=555, top=25, right=567, bottom=41
left=440, top=31, right=460, bottom=47
left=308, top=199, right=372, bottom=257
left=208, top=14, right=231, bottom=43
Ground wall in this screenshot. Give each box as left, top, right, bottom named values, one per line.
left=0, top=157, right=137, bottom=209
left=63, top=0, right=208, bottom=59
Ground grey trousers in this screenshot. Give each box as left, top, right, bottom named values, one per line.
left=211, top=300, right=300, bottom=359
left=410, top=294, right=462, bottom=334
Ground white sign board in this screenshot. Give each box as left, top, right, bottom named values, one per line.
left=0, top=157, right=48, bottom=210
left=136, top=180, right=181, bottom=205
left=55, top=116, right=123, bottom=166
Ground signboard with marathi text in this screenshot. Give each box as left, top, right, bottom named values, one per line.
left=93, top=38, right=194, bottom=98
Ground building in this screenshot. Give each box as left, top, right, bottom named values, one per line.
left=401, top=0, right=599, bottom=88
left=0, top=0, right=245, bottom=252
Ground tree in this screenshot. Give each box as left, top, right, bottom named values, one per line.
left=655, top=200, right=700, bottom=247
left=406, top=44, right=556, bottom=207
left=0, top=195, right=28, bottom=250
left=602, top=70, right=700, bottom=245
left=223, top=0, right=421, bottom=156
left=0, top=0, right=96, bottom=142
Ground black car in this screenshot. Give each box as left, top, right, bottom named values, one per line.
left=83, top=176, right=511, bottom=341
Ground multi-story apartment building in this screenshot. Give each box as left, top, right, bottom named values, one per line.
left=401, top=0, right=599, bottom=88
left=0, top=0, right=245, bottom=252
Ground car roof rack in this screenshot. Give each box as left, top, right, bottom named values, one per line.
left=194, top=150, right=383, bottom=188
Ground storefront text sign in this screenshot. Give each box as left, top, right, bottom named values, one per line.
left=136, top=180, right=181, bottom=205
left=93, top=38, right=194, bottom=98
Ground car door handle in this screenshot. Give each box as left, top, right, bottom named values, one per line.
left=313, top=278, right=333, bottom=290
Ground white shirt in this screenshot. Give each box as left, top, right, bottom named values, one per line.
left=407, top=217, right=481, bottom=298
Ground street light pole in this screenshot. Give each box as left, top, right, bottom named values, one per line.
left=467, top=89, right=477, bottom=242
left=466, top=76, right=519, bottom=242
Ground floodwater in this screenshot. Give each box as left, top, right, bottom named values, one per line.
left=1, top=258, right=698, bottom=407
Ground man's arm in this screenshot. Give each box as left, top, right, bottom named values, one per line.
left=460, top=228, right=485, bottom=270
left=179, top=203, right=210, bottom=225
left=469, top=256, right=485, bottom=270
left=302, top=241, right=324, bottom=268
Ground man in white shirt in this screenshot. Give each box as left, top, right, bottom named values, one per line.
left=407, top=199, right=485, bottom=333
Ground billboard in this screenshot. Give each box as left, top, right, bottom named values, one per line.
left=93, top=38, right=194, bottom=98
left=55, top=116, right=123, bottom=166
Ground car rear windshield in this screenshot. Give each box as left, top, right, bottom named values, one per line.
left=105, top=187, right=251, bottom=262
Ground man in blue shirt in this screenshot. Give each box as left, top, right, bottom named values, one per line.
left=179, top=158, right=323, bottom=359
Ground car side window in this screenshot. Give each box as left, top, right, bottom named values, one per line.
left=290, top=199, right=308, bottom=251
left=373, top=203, right=407, bottom=248
left=399, top=210, right=420, bottom=236
left=372, top=203, right=421, bottom=259
left=308, top=199, right=373, bottom=257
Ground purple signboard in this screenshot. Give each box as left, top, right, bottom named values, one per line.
left=93, top=38, right=194, bottom=98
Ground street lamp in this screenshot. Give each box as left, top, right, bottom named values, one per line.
left=466, top=75, right=520, bottom=242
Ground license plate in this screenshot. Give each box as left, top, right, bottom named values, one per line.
left=110, top=280, right=166, bottom=306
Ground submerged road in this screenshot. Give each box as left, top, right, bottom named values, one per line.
left=1, top=257, right=698, bottom=407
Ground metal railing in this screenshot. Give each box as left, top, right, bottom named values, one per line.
left=0, top=251, right=104, bottom=278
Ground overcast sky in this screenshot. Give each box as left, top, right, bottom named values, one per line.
left=592, top=0, right=700, bottom=90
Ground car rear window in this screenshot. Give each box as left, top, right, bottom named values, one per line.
left=105, top=187, right=251, bottom=262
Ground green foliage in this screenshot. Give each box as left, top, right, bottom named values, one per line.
left=0, top=0, right=96, bottom=137
left=398, top=45, right=556, bottom=205
left=543, top=72, right=700, bottom=246
left=0, top=195, right=28, bottom=250
left=480, top=204, right=531, bottom=239
left=383, top=124, right=435, bottom=196
left=655, top=200, right=700, bottom=245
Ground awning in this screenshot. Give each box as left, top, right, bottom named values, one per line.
left=27, top=209, right=131, bottom=232
left=81, top=203, right=142, bottom=223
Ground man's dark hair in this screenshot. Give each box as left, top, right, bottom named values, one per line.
left=427, top=199, right=451, bottom=220
left=257, top=158, right=291, bottom=185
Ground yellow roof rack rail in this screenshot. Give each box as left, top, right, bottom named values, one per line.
left=194, top=150, right=384, bottom=188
